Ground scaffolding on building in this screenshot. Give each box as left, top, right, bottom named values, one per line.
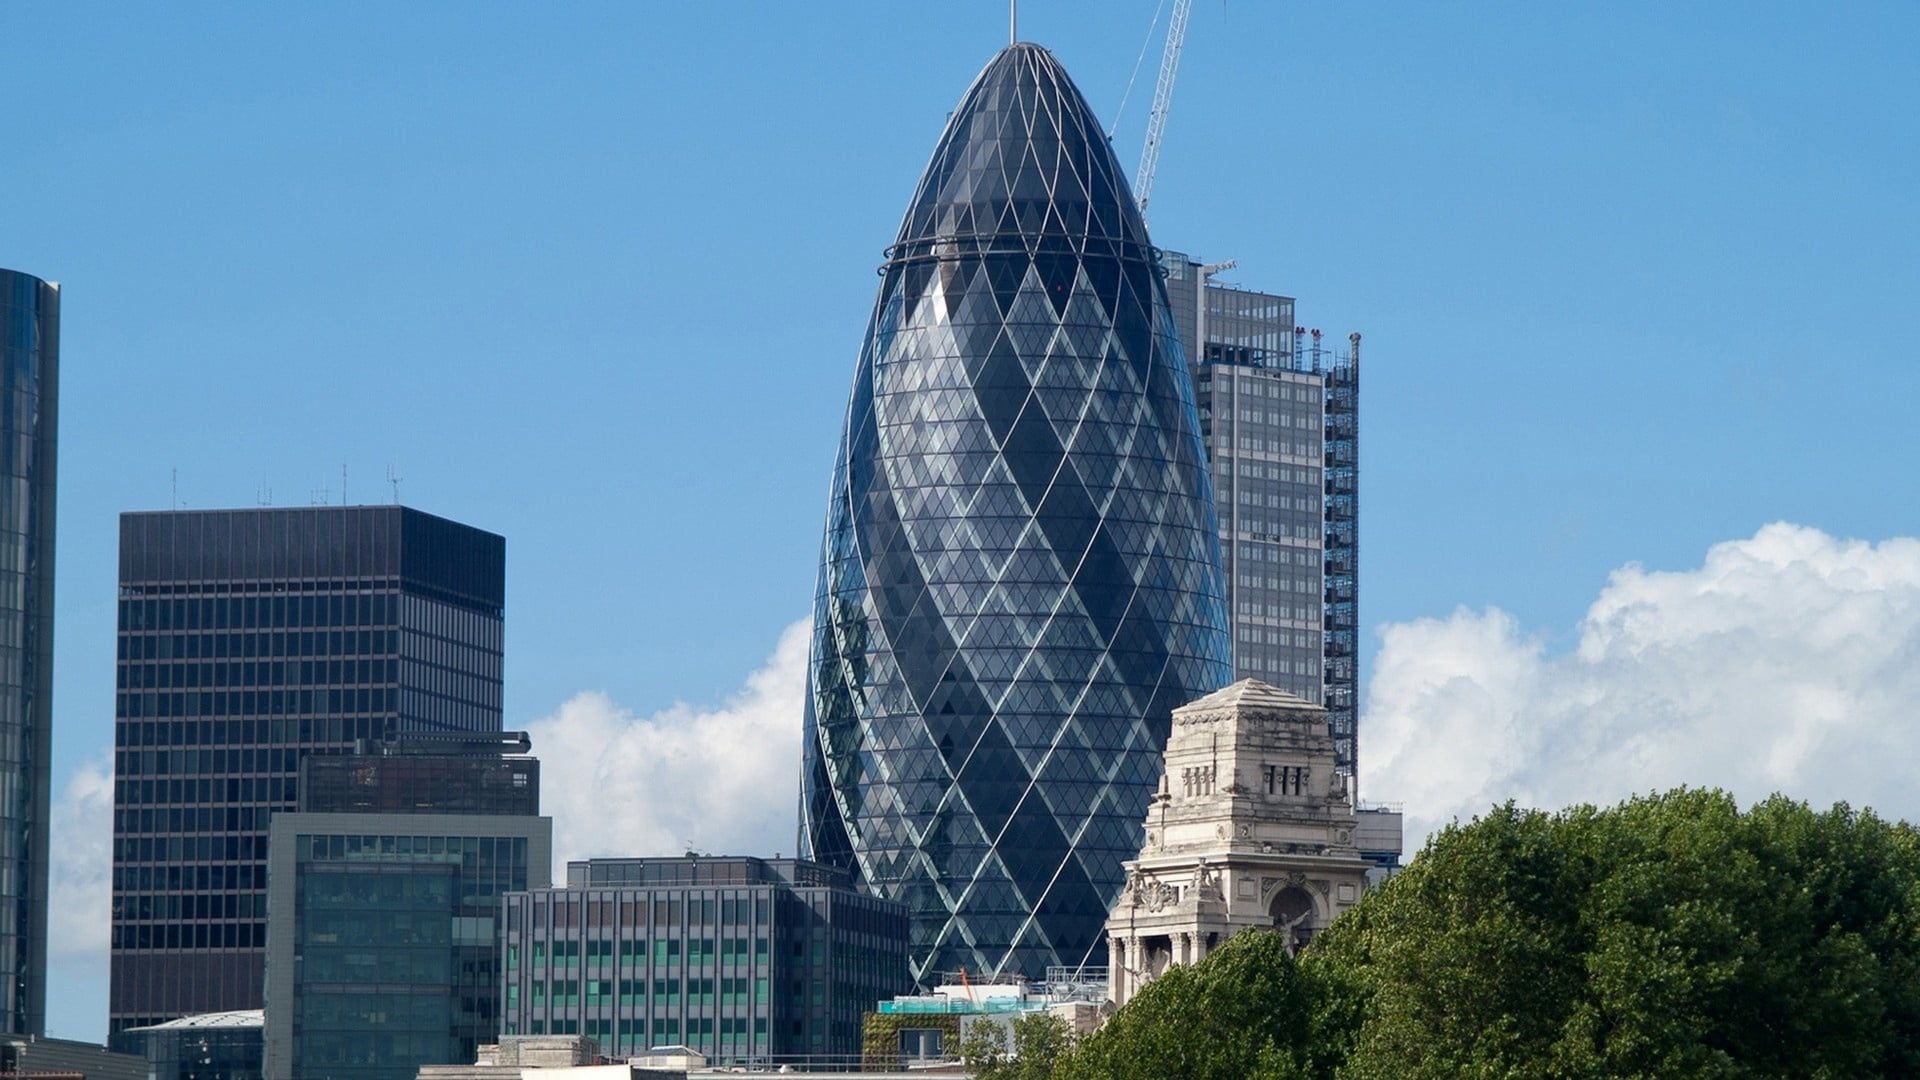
left=1320, top=331, right=1361, bottom=781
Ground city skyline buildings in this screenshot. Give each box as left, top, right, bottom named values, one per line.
left=109, top=505, right=506, bottom=1039
left=4, top=3, right=1905, bottom=1050
left=0, top=268, right=58, bottom=1036
left=500, top=856, right=909, bottom=1062
left=800, top=43, right=1232, bottom=984
left=1161, top=255, right=1363, bottom=776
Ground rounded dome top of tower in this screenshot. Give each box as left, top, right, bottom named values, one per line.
left=891, top=43, right=1150, bottom=262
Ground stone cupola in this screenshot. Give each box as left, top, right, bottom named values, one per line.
left=1103, top=679, right=1373, bottom=1006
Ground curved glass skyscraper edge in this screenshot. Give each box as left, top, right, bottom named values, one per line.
left=0, top=268, right=57, bottom=1035
left=801, top=44, right=1231, bottom=984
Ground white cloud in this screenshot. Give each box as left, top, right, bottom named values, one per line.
left=1365, top=523, right=1920, bottom=851
left=50, top=758, right=113, bottom=960
left=528, top=619, right=810, bottom=871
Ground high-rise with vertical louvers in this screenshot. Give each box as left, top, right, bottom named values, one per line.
left=109, top=506, right=504, bottom=1040
left=800, top=44, right=1232, bottom=983
left=0, top=269, right=57, bottom=1035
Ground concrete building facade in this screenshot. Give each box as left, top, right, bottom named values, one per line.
left=1104, top=680, right=1373, bottom=1007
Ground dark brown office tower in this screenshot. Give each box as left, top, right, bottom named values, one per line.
left=108, top=506, right=505, bottom=1041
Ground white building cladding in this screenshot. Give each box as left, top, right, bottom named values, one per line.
left=800, top=44, right=1232, bottom=984
left=1104, top=679, right=1372, bottom=1007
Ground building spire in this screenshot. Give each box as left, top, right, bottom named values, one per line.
left=1010, top=0, right=1017, bottom=44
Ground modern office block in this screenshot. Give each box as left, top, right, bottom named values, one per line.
left=109, top=506, right=506, bottom=1038
left=119, top=1010, right=263, bottom=1080
left=1161, top=254, right=1362, bottom=777
left=263, top=811, right=549, bottom=1080
left=500, top=857, right=910, bottom=1064
left=0, top=269, right=57, bottom=1036
left=800, top=43, right=1232, bottom=986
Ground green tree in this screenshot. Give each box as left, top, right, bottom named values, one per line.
left=1307, top=789, right=1920, bottom=1078
left=1055, top=929, right=1317, bottom=1079
left=1052, top=789, right=1920, bottom=1078
left=965, top=1011, right=1079, bottom=1080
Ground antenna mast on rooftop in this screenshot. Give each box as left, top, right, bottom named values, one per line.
left=1134, top=0, right=1193, bottom=218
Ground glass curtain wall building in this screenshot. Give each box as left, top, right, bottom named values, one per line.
left=800, top=44, right=1232, bottom=984
left=499, top=857, right=909, bottom=1064
left=0, top=269, right=56, bottom=1036
left=1161, top=258, right=1362, bottom=774
left=262, top=736, right=546, bottom=1080
left=109, top=506, right=506, bottom=1038
left=117, top=1010, right=263, bottom=1080
left=262, top=812, right=550, bottom=1080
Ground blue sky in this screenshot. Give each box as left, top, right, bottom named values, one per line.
left=4, top=1, right=1917, bottom=1042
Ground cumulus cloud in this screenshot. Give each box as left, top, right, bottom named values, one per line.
left=529, top=620, right=810, bottom=870
left=1365, top=523, right=1920, bottom=850
left=50, top=758, right=113, bottom=959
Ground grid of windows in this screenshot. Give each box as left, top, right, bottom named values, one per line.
left=109, top=507, right=505, bottom=1037
left=501, top=858, right=908, bottom=1063
left=801, top=44, right=1232, bottom=986
left=1193, top=366, right=1326, bottom=704
left=267, top=822, right=545, bottom=1080
left=1164, top=252, right=1362, bottom=773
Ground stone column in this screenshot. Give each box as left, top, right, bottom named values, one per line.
left=1108, top=936, right=1125, bottom=1005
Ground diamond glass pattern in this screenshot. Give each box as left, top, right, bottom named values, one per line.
left=800, top=45, right=1231, bottom=983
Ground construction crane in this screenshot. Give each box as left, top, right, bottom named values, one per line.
left=1134, top=0, right=1194, bottom=218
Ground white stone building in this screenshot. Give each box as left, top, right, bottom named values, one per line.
left=1104, top=680, right=1374, bottom=1007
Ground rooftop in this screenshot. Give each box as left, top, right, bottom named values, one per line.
left=1176, top=678, right=1321, bottom=715
left=563, top=855, right=849, bottom=890
left=122, top=1009, right=263, bottom=1032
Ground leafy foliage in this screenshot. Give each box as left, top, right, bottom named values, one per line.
left=1055, top=929, right=1317, bottom=1079
left=964, top=1012, right=1079, bottom=1080
left=1053, top=789, right=1920, bottom=1078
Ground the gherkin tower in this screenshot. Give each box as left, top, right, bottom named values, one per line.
left=801, top=43, right=1231, bottom=983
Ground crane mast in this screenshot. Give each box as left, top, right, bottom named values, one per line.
left=1134, top=0, right=1193, bottom=217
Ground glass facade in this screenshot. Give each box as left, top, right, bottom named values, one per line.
left=299, top=748, right=538, bottom=817
left=1163, top=255, right=1362, bottom=774
left=109, top=506, right=506, bottom=1037
left=0, top=269, right=56, bottom=1036
left=501, top=858, right=909, bottom=1064
left=120, top=1010, right=263, bottom=1080
left=263, top=817, right=549, bottom=1080
left=800, top=45, right=1232, bottom=984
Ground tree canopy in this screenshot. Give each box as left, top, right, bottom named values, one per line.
left=1042, top=789, right=1920, bottom=1078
